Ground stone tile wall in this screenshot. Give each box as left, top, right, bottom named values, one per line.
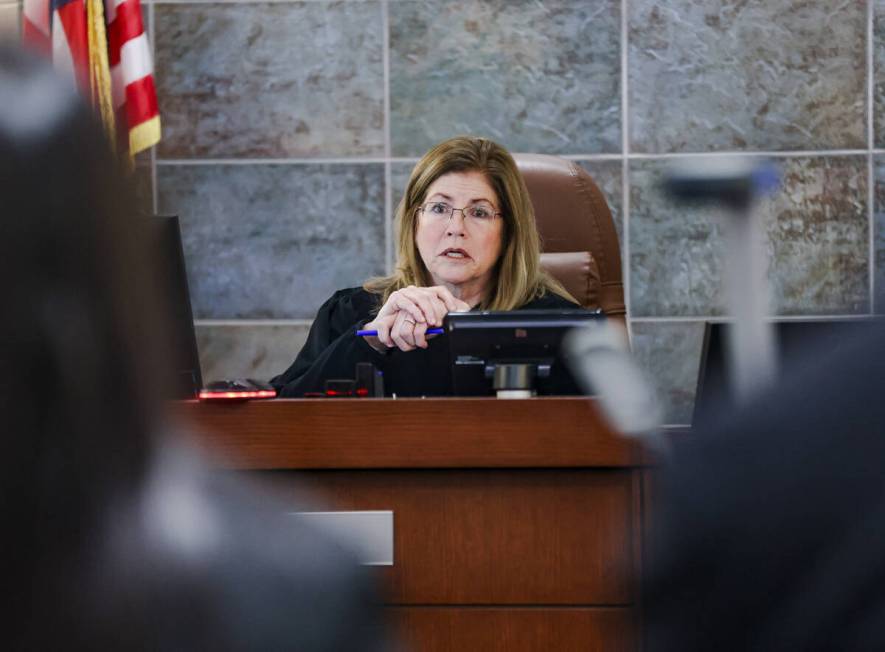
left=135, top=0, right=885, bottom=424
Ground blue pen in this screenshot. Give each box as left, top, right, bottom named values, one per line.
left=356, top=327, right=445, bottom=337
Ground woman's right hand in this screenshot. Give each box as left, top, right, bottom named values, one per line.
left=363, top=285, right=471, bottom=353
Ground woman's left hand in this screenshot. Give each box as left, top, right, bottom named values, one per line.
left=388, top=308, right=435, bottom=351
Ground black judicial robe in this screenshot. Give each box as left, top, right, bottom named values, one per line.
left=270, top=287, right=579, bottom=398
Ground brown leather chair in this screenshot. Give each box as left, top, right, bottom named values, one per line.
left=515, top=154, right=626, bottom=330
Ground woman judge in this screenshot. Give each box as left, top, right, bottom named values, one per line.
left=272, top=136, right=579, bottom=397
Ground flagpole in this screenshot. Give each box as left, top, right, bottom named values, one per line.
left=86, top=0, right=117, bottom=153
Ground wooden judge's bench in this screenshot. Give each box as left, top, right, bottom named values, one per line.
left=175, top=397, right=652, bottom=651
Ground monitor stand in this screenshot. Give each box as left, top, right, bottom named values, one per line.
left=486, top=363, right=552, bottom=399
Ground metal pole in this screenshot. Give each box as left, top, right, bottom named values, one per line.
left=665, top=158, right=781, bottom=404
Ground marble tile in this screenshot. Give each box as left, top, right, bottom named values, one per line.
left=875, top=3, right=885, bottom=149
left=390, top=161, right=416, bottom=220
left=155, top=2, right=384, bottom=158
left=630, top=320, right=705, bottom=426
left=767, top=157, right=869, bottom=315
left=576, top=159, right=623, bottom=244
left=873, top=156, right=885, bottom=313
left=630, top=156, right=869, bottom=318
left=389, top=0, right=621, bottom=157
left=387, top=161, right=414, bottom=256
left=629, top=159, right=727, bottom=317
left=0, top=3, right=19, bottom=42
left=630, top=1, right=866, bottom=153
left=157, top=163, right=386, bottom=319
left=196, top=323, right=312, bottom=384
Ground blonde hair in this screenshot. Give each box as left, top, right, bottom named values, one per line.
left=364, top=136, right=573, bottom=310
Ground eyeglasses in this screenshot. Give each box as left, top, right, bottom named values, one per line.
left=419, top=201, right=502, bottom=225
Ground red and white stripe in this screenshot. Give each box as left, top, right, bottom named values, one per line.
left=105, top=0, right=159, bottom=154
left=22, top=0, right=160, bottom=156
left=23, top=0, right=91, bottom=94
left=21, top=0, right=50, bottom=54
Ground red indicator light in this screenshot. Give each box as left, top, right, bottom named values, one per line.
left=356, top=388, right=369, bottom=396
left=198, top=389, right=277, bottom=401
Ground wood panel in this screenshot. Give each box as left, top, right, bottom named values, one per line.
left=263, top=469, right=636, bottom=605
left=174, top=398, right=649, bottom=650
left=172, top=397, right=642, bottom=469
left=388, top=607, right=636, bottom=652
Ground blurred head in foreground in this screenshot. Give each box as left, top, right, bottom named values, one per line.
left=0, top=46, right=385, bottom=650
left=0, top=44, right=160, bottom=568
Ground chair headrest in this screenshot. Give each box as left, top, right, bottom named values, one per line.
left=515, top=154, right=625, bottom=322
left=539, top=251, right=600, bottom=309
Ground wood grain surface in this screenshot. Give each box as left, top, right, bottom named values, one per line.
left=388, top=607, right=636, bottom=652
left=171, top=397, right=644, bottom=469
left=263, top=468, right=636, bottom=604
left=171, top=397, right=648, bottom=650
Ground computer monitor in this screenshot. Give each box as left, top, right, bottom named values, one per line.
left=445, top=309, right=605, bottom=396
left=139, top=215, right=203, bottom=399
left=693, top=317, right=882, bottom=426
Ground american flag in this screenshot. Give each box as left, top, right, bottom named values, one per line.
left=21, top=0, right=160, bottom=157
